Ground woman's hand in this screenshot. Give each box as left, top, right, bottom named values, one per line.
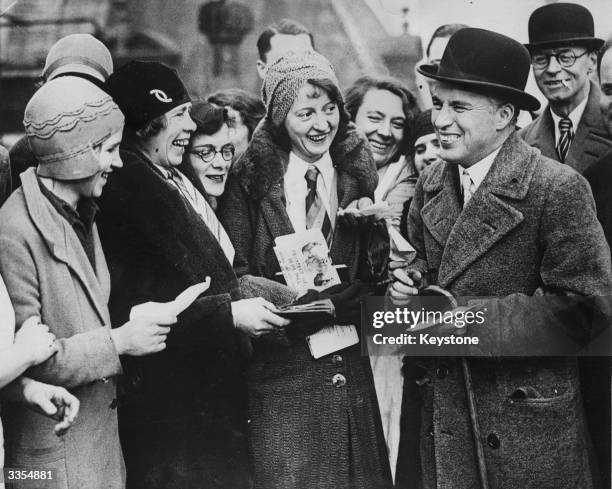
left=14, top=316, right=58, bottom=367
left=20, top=377, right=80, bottom=436
left=231, top=298, right=291, bottom=338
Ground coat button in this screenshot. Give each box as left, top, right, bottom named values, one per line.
left=332, top=373, right=347, bottom=388
left=332, top=354, right=343, bottom=364
left=109, top=398, right=118, bottom=410
left=487, top=433, right=500, bottom=449
left=436, top=366, right=449, bottom=379
left=428, top=425, right=434, bottom=437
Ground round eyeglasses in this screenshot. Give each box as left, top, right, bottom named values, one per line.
left=531, top=50, right=589, bottom=69
left=190, top=144, right=235, bottom=163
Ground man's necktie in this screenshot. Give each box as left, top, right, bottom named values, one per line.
left=305, top=165, right=333, bottom=246
left=461, top=169, right=475, bottom=208
left=557, top=117, right=573, bottom=163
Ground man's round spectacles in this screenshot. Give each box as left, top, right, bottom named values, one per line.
left=190, top=144, right=235, bottom=163
left=531, top=50, right=589, bottom=69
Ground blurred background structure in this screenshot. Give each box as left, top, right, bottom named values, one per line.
left=0, top=0, right=610, bottom=141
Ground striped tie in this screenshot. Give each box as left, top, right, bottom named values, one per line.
left=557, top=117, right=573, bottom=163
left=461, top=169, right=475, bottom=208
left=305, top=165, right=333, bottom=246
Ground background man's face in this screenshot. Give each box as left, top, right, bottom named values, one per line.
left=599, top=49, right=612, bottom=135
left=431, top=83, right=501, bottom=168
left=531, top=46, right=595, bottom=112
left=256, top=33, right=313, bottom=79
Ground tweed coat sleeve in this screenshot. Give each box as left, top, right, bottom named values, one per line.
left=474, top=169, right=612, bottom=354
left=0, top=234, right=122, bottom=388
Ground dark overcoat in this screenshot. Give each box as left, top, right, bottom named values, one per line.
left=218, top=120, right=393, bottom=489
left=96, top=141, right=251, bottom=489
left=584, top=150, right=612, bottom=489
left=406, top=134, right=612, bottom=489
left=519, top=81, right=612, bottom=174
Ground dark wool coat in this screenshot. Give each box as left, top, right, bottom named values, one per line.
left=96, top=141, right=251, bottom=489
left=584, top=150, right=612, bottom=489
left=519, top=81, right=612, bottom=174
left=0, top=169, right=124, bottom=489
left=406, top=133, right=612, bottom=489
left=218, top=120, right=393, bottom=489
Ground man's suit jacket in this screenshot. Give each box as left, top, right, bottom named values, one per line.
left=406, top=133, right=612, bottom=489
left=519, top=81, right=612, bottom=174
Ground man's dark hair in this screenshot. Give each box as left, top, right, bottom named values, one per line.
left=426, top=23, right=469, bottom=59
left=598, top=37, right=612, bottom=77
left=257, top=18, right=314, bottom=62
left=345, top=75, right=420, bottom=158
left=207, top=88, right=265, bottom=139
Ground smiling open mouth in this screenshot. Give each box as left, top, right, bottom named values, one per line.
left=369, top=139, right=391, bottom=152
left=307, top=133, right=329, bottom=143
left=172, top=138, right=189, bottom=148
left=439, top=134, right=460, bottom=144
left=206, top=175, right=225, bottom=184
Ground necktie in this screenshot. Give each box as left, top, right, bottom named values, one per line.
left=557, top=117, right=573, bottom=163
left=461, top=169, right=475, bottom=208
left=305, top=165, right=333, bottom=246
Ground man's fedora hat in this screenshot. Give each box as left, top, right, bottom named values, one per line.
left=418, top=28, right=541, bottom=112
left=525, top=2, right=603, bottom=52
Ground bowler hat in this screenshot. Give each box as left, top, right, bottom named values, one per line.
left=525, top=3, right=603, bottom=52
left=418, top=28, right=540, bottom=112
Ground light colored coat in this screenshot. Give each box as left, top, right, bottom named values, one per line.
left=0, top=168, right=124, bottom=489
left=406, top=133, right=612, bottom=489
left=519, top=81, right=612, bottom=174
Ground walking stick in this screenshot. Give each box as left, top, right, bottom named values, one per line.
left=419, top=286, right=490, bottom=489
left=461, top=358, right=490, bottom=489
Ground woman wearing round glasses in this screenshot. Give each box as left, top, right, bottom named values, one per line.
left=181, top=102, right=235, bottom=209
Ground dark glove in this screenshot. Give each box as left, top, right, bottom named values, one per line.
left=319, top=280, right=374, bottom=325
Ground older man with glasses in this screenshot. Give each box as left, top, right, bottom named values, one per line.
left=519, top=2, right=612, bottom=173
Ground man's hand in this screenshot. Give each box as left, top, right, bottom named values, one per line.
left=231, top=298, right=291, bottom=338
left=389, top=267, right=424, bottom=304
left=337, top=197, right=376, bottom=227
left=20, top=378, right=80, bottom=436
left=14, top=316, right=58, bottom=366
left=111, top=316, right=175, bottom=356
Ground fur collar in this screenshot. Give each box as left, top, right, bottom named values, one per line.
left=233, top=118, right=377, bottom=200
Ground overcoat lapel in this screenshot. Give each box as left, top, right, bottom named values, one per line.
left=423, top=135, right=532, bottom=288
left=529, top=109, right=557, bottom=159
left=21, top=168, right=110, bottom=324
left=260, top=182, right=295, bottom=239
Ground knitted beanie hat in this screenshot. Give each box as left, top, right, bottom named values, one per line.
left=412, top=109, right=435, bottom=154
left=42, top=34, right=113, bottom=82
left=24, top=77, right=124, bottom=180
left=106, top=60, right=191, bottom=130
left=262, top=50, right=341, bottom=126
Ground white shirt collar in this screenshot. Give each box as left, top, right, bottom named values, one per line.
left=550, top=83, right=589, bottom=143
left=284, top=151, right=336, bottom=232
left=458, top=146, right=501, bottom=191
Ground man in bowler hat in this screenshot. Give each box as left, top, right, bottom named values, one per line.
left=520, top=2, right=612, bottom=173
left=391, top=27, right=611, bottom=488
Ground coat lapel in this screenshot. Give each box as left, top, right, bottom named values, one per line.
left=21, top=169, right=110, bottom=324
left=529, top=109, right=557, bottom=160
left=566, top=82, right=612, bottom=173
left=260, top=182, right=295, bottom=239
left=432, top=136, right=532, bottom=288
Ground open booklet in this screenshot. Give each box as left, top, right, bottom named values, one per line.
left=273, top=229, right=341, bottom=294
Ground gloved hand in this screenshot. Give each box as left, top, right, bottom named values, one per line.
left=319, top=280, right=373, bottom=325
